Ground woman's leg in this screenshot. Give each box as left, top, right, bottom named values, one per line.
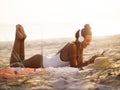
left=19, top=25, right=26, bottom=60
left=10, top=24, right=43, bottom=68
left=10, top=24, right=26, bottom=67
left=23, top=54, right=43, bottom=68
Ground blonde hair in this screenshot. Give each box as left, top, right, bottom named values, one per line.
left=75, top=24, right=92, bottom=40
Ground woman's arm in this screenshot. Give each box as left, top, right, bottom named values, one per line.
left=68, top=44, right=78, bottom=67
left=68, top=43, right=84, bottom=68
left=82, top=54, right=104, bottom=67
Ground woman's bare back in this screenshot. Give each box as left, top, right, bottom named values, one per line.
left=58, top=42, right=77, bottom=61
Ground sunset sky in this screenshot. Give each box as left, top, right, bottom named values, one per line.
left=0, top=0, right=120, bottom=41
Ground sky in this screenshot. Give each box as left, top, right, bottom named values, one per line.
left=0, top=0, right=120, bottom=41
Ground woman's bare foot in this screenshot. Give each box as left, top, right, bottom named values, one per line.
left=16, top=24, right=27, bottom=40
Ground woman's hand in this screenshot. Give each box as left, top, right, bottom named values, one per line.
left=89, top=51, right=105, bottom=63
left=82, top=50, right=107, bottom=67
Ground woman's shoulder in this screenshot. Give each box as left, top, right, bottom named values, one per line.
left=56, top=41, right=76, bottom=54
left=65, top=41, right=75, bottom=46
left=64, top=42, right=76, bottom=48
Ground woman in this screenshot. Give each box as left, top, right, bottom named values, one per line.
left=10, top=24, right=104, bottom=69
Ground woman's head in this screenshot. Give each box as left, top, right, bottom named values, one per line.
left=75, top=24, right=92, bottom=48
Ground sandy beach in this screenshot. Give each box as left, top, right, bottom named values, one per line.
left=0, top=35, right=120, bottom=90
